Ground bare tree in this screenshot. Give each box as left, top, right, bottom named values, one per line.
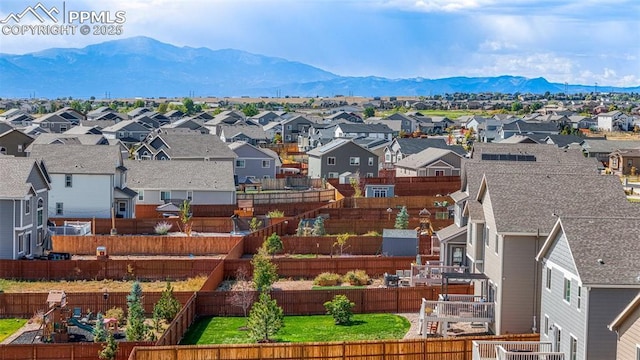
left=229, top=266, right=255, bottom=319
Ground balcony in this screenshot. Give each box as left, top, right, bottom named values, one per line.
left=473, top=341, right=564, bottom=360
left=409, top=263, right=468, bottom=286
left=419, top=295, right=495, bottom=336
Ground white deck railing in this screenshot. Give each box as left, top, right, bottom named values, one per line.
left=409, top=263, right=468, bottom=286
left=472, top=341, right=559, bottom=360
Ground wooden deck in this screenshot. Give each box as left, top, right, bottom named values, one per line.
left=419, top=295, right=495, bottom=337
left=473, top=341, right=564, bottom=360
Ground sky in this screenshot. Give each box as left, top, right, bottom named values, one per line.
left=1, top=0, right=639, bottom=87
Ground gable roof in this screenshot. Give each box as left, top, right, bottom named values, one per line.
left=30, top=134, right=108, bottom=147
left=0, top=157, right=49, bottom=199
left=395, top=148, right=461, bottom=170
left=609, top=292, right=640, bottom=332
left=393, top=137, right=466, bottom=156
left=219, top=124, right=269, bottom=140
left=143, top=133, right=236, bottom=160
left=544, top=134, right=584, bottom=148
left=336, top=122, right=393, bottom=134
left=124, top=159, right=235, bottom=191
left=538, top=216, right=640, bottom=287
left=101, top=120, right=149, bottom=132
left=307, top=138, right=376, bottom=157
left=29, top=144, right=123, bottom=175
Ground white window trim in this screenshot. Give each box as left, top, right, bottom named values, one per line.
left=187, top=191, right=193, bottom=201
left=569, top=334, right=578, bottom=360
left=138, top=190, right=144, bottom=201
left=546, top=266, right=552, bottom=291
left=262, top=160, right=270, bottom=168
left=327, top=157, right=336, bottom=165
left=160, top=191, right=171, bottom=201
left=235, top=159, right=246, bottom=168
left=55, top=202, right=63, bottom=216
left=65, top=174, right=72, bottom=188
left=24, top=198, right=30, bottom=215
left=17, top=233, right=24, bottom=255
left=563, top=277, right=571, bottom=304
left=349, top=157, right=360, bottom=166
left=544, top=315, right=549, bottom=336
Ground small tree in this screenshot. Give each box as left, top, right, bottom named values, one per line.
left=153, top=282, right=182, bottom=323
left=364, top=106, right=375, bottom=119
left=394, top=206, right=409, bottom=229
left=93, top=312, right=107, bottom=342
left=98, top=332, right=118, bottom=360
left=229, top=266, right=255, bottom=319
left=333, top=233, right=351, bottom=256
left=349, top=176, right=362, bottom=198
left=312, top=216, right=326, bottom=236
left=179, top=200, right=192, bottom=236
left=126, top=281, right=147, bottom=341
left=247, top=292, right=284, bottom=342
left=251, top=247, right=278, bottom=292
left=249, top=217, right=263, bottom=232
left=324, top=294, right=355, bottom=325
left=263, top=233, right=283, bottom=256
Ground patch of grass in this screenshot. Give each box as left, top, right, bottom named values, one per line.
left=288, top=254, right=316, bottom=259
left=0, top=319, right=27, bottom=342
left=0, top=276, right=207, bottom=293
left=311, top=285, right=366, bottom=290
left=181, top=314, right=409, bottom=345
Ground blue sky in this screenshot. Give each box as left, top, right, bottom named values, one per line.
left=1, top=0, right=639, bottom=87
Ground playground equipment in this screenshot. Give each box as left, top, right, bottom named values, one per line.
left=41, top=290, right=71, bottom=343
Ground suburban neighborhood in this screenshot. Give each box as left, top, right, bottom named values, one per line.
left=0, top=92, right=639, bottom=360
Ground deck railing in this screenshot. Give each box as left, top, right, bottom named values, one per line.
left=472, top=341, right=557, bottom=360
left=496, top=346, right=565, bottom=360
left=409, top=263, right=468, bottom=286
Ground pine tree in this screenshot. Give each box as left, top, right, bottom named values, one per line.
left=93, top=312, right=107, bottom=342
left=251, top=247, right=278, bottom=292
left=263, top=233, right=283, bottom=256
left=247, top=292, right=284, bottom=342
left=394, top=206, right=409, bottom=229
left=126, top=281, right=147, bottom=341
left=312, top=216, right=326, bottom=236
left=153, top=282, right=182, bottom=323
left=98, top=332, right=118, bottom=360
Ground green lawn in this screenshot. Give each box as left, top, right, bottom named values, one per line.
left=0, top=319, right=27, bottom=342
left=181, top=314, right=410, bottom=345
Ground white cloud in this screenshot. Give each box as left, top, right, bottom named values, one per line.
left=376, top=0, right=492, bottom=12
left=478, top=40, right=518, bottom=52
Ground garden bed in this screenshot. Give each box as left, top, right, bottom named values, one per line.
left=216, top=278, right=384, bottom=291
left=0, top=277, right=207, bottom=293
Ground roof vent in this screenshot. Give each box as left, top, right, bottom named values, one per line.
left=597, top=258, right=605, bottom=265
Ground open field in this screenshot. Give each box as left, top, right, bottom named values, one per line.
left=0, top=276, right=207, bottom=293
left=180, top=314, right=410, bottom=344
left=0, top=319, right=27, bottom=342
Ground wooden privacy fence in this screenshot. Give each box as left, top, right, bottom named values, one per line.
left=128, top=334, right=539, bottom=360
left=199, top=261, right=226, bottom=292
left=223, top=256, right=434, bottom=278
left=0, top=259, right=218, bottom=281
left=196, top=285, right=472, bottom=316
left=0, top=341, right=152, bottom=360
left=52, top=235, right=241, bottom=255
left=155, top=292, right=197, bottom=346
left=341, top=195, right=454, bottom=209
left=51, top=217, right=235, bottom=235
left=237, top=189, right=336, bottom=204
left=0, top=291, right=194, bottom=319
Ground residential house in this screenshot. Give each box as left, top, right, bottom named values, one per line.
left=395, top=148, right=462, bottom=177
left=334, top=123, right=393, bottom=141
left=325, top=111, right=362, bottom=123
left=32, top=113, right=75, bottom=133
left=250, top=111, right=284, bottom=125
left=127, top=107, right=152, bottom=119
left=0, top=125, right=33, bottom=157
left=498, top=120, right=559, bottom=140
left=307, top=139, right=379, bottom=179
left=568, top=115, right=595, bottom=130
left=134, top=133, right=236, bottom=162
left=229, top=141, right=281, bottom=181
left=164, top=109, right=185, bottom=121
left=0, top=108, right=27, bottom=122
left=299, top=123, right=337, bottom=152
left=598, top=111, right=634, bottom=132
left=2, top=112, right=34, bottom=127
left=263, top=122, right=282, bottom=143
left=218, top=124, right=270, bottom=145
left=543, top=134, right=585, bottom=148
left=384, top=112, right=418, bottom=133
left=0, top=157, right=50, bottom=259
left=609, top=149, right=640, bottom=176
left=365, top=117, right=403, bottom=137
left=101, top=120, right=152, bottom=145
left=581, top=139, right=640, bottom=167
left=125, top=159, right=237, bottom=215
left=383, top=138, right=466, bottom=169
left=476, top=118, right=503, bottom=143
left=281, top=115, right=315, bottom=143
left=63, top=125, right=103, bottom=135
left=161, top=117, right=209, bottom=134
left=536, top=216, right=640, bottom=359
left=609, top=292, right=640, bottom=360
left=28, top=144, right=136, bottom=218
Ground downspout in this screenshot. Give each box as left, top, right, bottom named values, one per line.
left=12, top=200, right=16, bottom=260
left=532, top=228, right=540, bottom=333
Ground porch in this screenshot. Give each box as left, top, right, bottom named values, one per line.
left=472, top=341, right=564, bottom=360
left=408, top=262, right=468, bottom=286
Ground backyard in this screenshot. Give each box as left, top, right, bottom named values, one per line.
left=0, top=277, right=207, bottom=293
left=0, top=319, right=27, bottom=342
left=180, top=314, right=410, bottom=345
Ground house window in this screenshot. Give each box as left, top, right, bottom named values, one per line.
left=25, top=199, right=30, bottom=215
left=65, top=174, right=72, bottom=187
left=546, top=267, right=552, bottom=289
left=328, top=172, right=339, bottom=179
left=285, top=135, right=291, bottom=141
left=570, top=336, right=577, bottom=360
left=494, top=233, right=499, bottom=254
left=0, top=147, right=6, bottom=155
left=544, top=315, right=549, bottom=336
left=554, top=327, right=562, bottom=353
left=262, top=160, right=270, bottom=168
left=37, top=199, right=43, bottom=226
left=187, top=191, right=193, bottom=201
left=368, top=157, right=374, bottom=166
left=160, top=191, right=171, bottom=201
left=385, top=152, right=391, bottom=162
left=138, top=190, right=144, bottom=201
left=366, top=173, right=374, bottom=178
left=119, top=131, right=126, bottom=138
left=577, top=286, right=581, bottom=309
left=18, top=233, right=24, bottom=253
left=372, top=187, right=387, bottom=198
left=327, top=157, right=336, bottom=165
left=484, top=226, right=489, bottom=248
left=286, top=125, right=292, bottom=130
left=350, top=157, right=360, bottom=166
left=119, top=202, right=126, bottom=213
left=235, top=159, right=246, bottom=168
left=17, top=144, right=23, bottom=152
left=435, top=170, right=445, bottom=176
left=564, top=278, right=571, bottom=303
left=37, top=230, right=43, bottom=246
left=55, top=202, right=63, bottom=215
left=60, top=125, right=68, bottom=132
left=611, top=157, right=619, bottom=168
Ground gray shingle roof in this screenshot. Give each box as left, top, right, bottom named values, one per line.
left=582, top=139, right=640, bottom=153
left=436, top=223, right=467, bottom=242
left=29, top=144, right=122, bottom=175
left=147, top=133, right=236, bottom=159
left=124, top=159, right=235, bottom=191
left=395, top=138, right=466, bottom=156
left=0, top=157, right=43, bottom=198
left=395, top=148, right=460, bottom=170
left=30, top=134, right=107, bottom=146
left=219, top=124, right=269, bottom=140
left=337, top=123, right=394, bottom=134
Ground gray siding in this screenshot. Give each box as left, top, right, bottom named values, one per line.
left=0, top=201, right=14, bottom=259
left=616, top=301, right=640, bottom=360
left=546, top=231, right=579, bottom=276
left=233, top=145, right=276, bottom=179
left=309, top=142, right=378, bottom=179
left=587, top=288, right=639, bottom=360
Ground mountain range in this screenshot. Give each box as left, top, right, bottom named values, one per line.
left=1, top=36, right=638, bottom=99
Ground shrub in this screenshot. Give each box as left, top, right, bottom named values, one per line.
left=267, top=210, right=284, bottom=218
left=363, top=230, right=381, bottom=236
left=105, top=307, right=125, bottom=326
left=343, top=270, right=369, bottom=286
left=154, top=221, right=172, bottom=235
left=313, top=272, right=341, bottom=286
left=263, top=233, right=283, bottom=255
left=324, top=294, right=355, bottom=325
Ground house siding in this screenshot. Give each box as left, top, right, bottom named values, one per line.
left=587, top=288, right=639, bottom=360
left=615, top=301, right=640, bottom=360
left=478, top=191, right=501, bottom=333
left=501, top=234, right=544, bottom=335
left=308, top=142, right=378, bottom=179
left=49, top=174, right=113, bottom=218
left=0, top=200, right=15, bottom=259
left=0, top=131, right=33, bottom=157
left=134, top=189, right=235, bottom=206
left=233, top=145, right=276, bottom=179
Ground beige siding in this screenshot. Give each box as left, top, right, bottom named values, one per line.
left=616, top=303, right=640, bottom=360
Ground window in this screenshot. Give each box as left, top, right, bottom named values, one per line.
left=494, top=233, right=499, bottom=254
left=187, top=191, right=193, bottom=201
left=119, top=131, right=126, bottom=138
left=484, top=226, right=489, bottom=248
left=235, top=159, right=246, bottom=168
left=611, top=157, right=619, bottom=168
left=546, top=267, right=552, bottom=289
left=118, top=202, right=126, bottom=213
left=25, top=232, right=31, bottom=255
left=262, top=160, right=270, bottom=168
left=286, top=125, right=292, bottom=130
left=24, top=199, right=30, bottom=215
left=328, top=172, right=339, bottom=179
left=368, top=157, right=374, bottom=166
left=65, top=174, right=72, bottom=187
left=570, top=336, right=577, bottom=360
left=577, top=286, right=581, bottom=309
left=435, top=170, right=445, bottom=176
left=554, top=327, right=562, bottom=353
left=17, top=144, right=23, bottom=152
left=160, top=191, right=171, bottom=201
left=327, top=157, right=336, bottom=165
left=372, top=187, right=387, bottom=198
left=138, top=190, right=144, bottom=201
left=350, top=157, right=360, bottom=166
left=18, top=233, right=24, bottom=253
left=55, top=202, right=63, bottom=215
left=60, top=125, right=68, bottom=132
left=366, top=173, right=374, bottom=178
left=0, top=147, right=6, bottom=155
left=636, top=345, right=640, bottom=360
left=37, top=230, right=43, bottom=246
left=385, top=152, right=391, bottom=162
left=37, top=199, right=43, bottom=226
left=544, top=315, right=549, bottom=336
left=564, top=278, right=571, bottom=303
